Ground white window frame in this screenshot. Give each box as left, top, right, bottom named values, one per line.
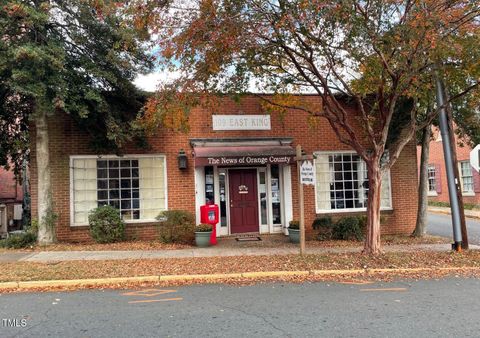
left=459, top=160, right=475, bottom=196
left=427, top=164, right=438, bottom=196
left=313, top=151, right=393, bottom=214
left=69, top=154, right=168, bottom=226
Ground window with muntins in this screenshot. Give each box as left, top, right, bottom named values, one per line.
left=314, top=152, right=391, bottom=212
left=460, top=161, right=474, bottom=193
left=71, top=156, right=167, bottom=225
left=427, top=164, right=436, bottom=192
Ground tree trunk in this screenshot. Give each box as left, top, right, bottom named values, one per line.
left=364, top=162, right=382, bottom=255
left=412, top=126, right=431, bottom=237
left=36, top=111, right=55, bottom=244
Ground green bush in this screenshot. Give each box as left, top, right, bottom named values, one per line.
left=288, top=220, right=300, bottom=230
left=0, top=232, right=37, bottom=249
left=156, top=210, right=195, bottom=244
left=195, top=223, right=213, bottom=232
left=332, top=217, right=364, bottom=241
left=312, top=216, right=333, bottom=240
left=88, top=206, right=126, bottom=243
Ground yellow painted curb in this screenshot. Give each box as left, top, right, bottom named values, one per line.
left=437, top=267, right=480, bottom=271
left=0, top=282, right=19, bottom=290
left=18, top=276, right=159, bottom=289
left=311, top=269, right=364, bottom=275
left=159, top=273, right=242, bottom=281
left=5, top=266, right=480, bottom=291
left=241, top=271, right=310, bottom=278
left=368, top=268, right=431, bottom=273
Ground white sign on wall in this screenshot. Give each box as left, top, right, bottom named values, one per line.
left=470, top=144, right=480, bottom=172
left=300, top=160, right=315, bottom=185
left=212, top=115, right=271, bottom=130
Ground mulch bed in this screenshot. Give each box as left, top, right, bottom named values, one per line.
left=0, top=235, right=449, bottom=252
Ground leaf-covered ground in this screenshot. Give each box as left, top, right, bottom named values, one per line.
left=1, top=250, right=479, bottom=283
left=0, top=235, right=449, bottom=252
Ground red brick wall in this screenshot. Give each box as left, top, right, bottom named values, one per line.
left=30, top=96, right=418, bottom=242
left=416, top=129, right=480, bottom=205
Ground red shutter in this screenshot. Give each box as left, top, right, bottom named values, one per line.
left=435, top=164, right=442, bottom=194
left=473, top=166, right=480, bottom=193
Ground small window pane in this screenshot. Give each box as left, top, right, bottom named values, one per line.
left=121, top=179, right=131, bottom=189
left=109, top=168, right=119, bottom=178
left=109, top=180, right=119, bottom=189
left=97, top=180, right=108, bottom=190
left=132, top=179, right=139, bottom=188
left=97, top=169, right=107, bottom=179
left=98, top=190, right=108, bottom=200
left=121, top=190, right=131, bottom=199
left=109, top=190, right=119, bottom=199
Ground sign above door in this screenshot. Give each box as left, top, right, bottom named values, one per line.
left=212, top=115, right=271, bottom=130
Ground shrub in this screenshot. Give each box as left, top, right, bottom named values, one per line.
left=156, top=210, right=195, bottom=244
left=88, top=206, right=126, bottom=244
left=312, top=216, right=333, bottom=241
left=288, top=220, right=300, bottom=230
left=0, top=220, right=38, bottom=249
left=332, top=217, right=364, bottom=241
left=0, top=232, right=37, bottom=249
left=195, top=223, right=213, bottom=232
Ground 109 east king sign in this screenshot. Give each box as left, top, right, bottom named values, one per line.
left=212, top=115, right=271, bottom=130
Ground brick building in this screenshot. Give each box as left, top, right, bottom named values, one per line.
left=418, top=128, right=480, bottom=205
left=30, top=95, right=419, bottom=243
left=0, top=166, right=23, bottom=236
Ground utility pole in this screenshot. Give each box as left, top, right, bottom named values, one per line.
left=435, top=72, right=465, bottom=251
left=445, top=102, right=469, bottom=249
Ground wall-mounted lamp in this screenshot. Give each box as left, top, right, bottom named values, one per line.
left=178, top=149, right=188, bottom=169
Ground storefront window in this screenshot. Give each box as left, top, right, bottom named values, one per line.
left=259, top=170, right=268, bottom=225
left=271, top=165, right=282, bottom=225
left=71, top=156, right=167, bottom=225
left=205, top=166, right=214, bottom=204
left=314, top=152, right=391, bottom=212
left=219, top=171, right=227, bottom=227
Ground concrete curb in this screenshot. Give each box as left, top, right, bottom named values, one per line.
left=2, top=266, right=480, bottom=291
left=429, top=207, right=480, bottom=220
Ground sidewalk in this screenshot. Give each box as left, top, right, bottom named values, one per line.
left=429, top=206, right=480, bottom=219
left=2, top=243, right=478, bottom=263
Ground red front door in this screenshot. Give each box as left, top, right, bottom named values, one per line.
left=229, top=169, right=259, bottom=233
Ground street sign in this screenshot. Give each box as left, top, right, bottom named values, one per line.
left=300, top=160, right=315, bottom=185
left=470, top=144, right=480, bottom=172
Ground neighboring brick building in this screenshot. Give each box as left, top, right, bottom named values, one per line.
left=417, top=128, right=480, bottom=205
left=0, top=166, right=23, bottom=236
left=30, top=95, right=419, bottom=243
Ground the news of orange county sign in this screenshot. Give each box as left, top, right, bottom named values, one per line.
left=300, top=160, right=315, bottom=185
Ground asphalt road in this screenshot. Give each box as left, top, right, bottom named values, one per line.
left=427, top=213, right=480, bottom=244
left=2, top=278, right=480, bottom=338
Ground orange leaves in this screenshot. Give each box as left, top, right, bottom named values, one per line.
left=139, top=82, right=210, bottom=135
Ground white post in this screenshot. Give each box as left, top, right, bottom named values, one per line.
left=296, top=145, right=305, bottom=255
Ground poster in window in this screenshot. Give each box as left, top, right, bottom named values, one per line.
left=272, top=191, right=280, bottom=203
left=271, top=178, right=279, bottom=192
left=206, top=175, right=214, bottom=184
left=206, top=184, right=214, bottom=193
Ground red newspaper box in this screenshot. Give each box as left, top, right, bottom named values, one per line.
left=200, top=204, right=219, bottom=245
